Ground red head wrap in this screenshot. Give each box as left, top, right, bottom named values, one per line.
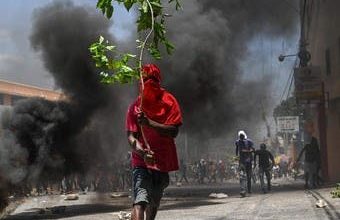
left=142, top=64, right=161, bottom=82
left=139, top=64, right=182, bottom=126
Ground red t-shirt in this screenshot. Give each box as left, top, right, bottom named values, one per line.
left=126, top=95, right=182, bottom=172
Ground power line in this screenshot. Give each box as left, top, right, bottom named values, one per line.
left=280, top=70, right=292, bottom=102
left=286, top=69, right=295, bottom=99
left=279, top=58, right=298, bottom=103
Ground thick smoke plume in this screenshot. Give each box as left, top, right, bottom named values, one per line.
left=0, top=0, right=299, bottom=199
left=158, top=0, right=298, bottom=147
left=0, top=1, right=114, bottom=190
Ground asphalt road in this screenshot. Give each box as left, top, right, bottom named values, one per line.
left=3, top=179, right=340, bottom=220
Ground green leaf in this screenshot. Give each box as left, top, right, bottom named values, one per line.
left=124, top=0, right=135, bottom=11
left=164, top=40, right=175, bottom=54
left=126, top=53, right=136, bottom=58
left=106, top=5, right=114, bottom=18
left=96, top=0, right=103, bottom=9
left=148, top=44, right=162, bottom=60
left=150, top=1, right=162, bottom=8
left=169, top=0, right=182, bottom=10
left=142, top=1, right=148, bottom=13
left=99, top=36, right=104, bottom=44
left=105, top=45, right=115, bottom=51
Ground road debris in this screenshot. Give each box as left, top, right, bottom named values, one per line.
left=315, top=199, right=327, bottom=208
left=118, top=211, right=131, bottom=220
left=209, top=193, right=228, bottom=199
left=111, top=192, right=129, bottom=198
left=64, top=194, right=79, bottom=201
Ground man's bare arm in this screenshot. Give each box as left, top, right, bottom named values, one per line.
left=296, top=146, right=306, bottom=162
left=138, top=114, right=179, bottom=138
left=127, top=131, right=145, bottom=157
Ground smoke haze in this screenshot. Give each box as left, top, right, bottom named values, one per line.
left=159, top=0, right=299, bottom=147
left=0, top=1, right=120, bottom=186
left=0, top=0, right=300, bottom=189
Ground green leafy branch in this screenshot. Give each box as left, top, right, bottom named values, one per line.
left=90, top=0, right=181, bottom=84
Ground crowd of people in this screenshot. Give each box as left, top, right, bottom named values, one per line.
left=7, top=157, right=133, bottom=198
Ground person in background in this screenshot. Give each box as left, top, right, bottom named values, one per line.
left=235, top=130, right=255, bottom=197
left=179, top=159, right=189, bottom=184
left=217, top=160, right=226, bottom=183
left=254, top=143, right=274, bottom=193
left=296, top=120, right=321, bottom=189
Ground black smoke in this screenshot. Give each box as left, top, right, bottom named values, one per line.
left=158, top=0, right=298, bottom=145
left=0, top=0, right=299, bottom=196
left=0, top=0, right=116, bottom=191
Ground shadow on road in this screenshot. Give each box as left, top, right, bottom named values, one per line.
left=160, top=199, right=223, bottom=211
left=165, top=180, right=307, bottom=198
left=4, top=203, right=124, bottom=220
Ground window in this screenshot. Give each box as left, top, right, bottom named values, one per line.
left=325, top=48, right=331, bottom=76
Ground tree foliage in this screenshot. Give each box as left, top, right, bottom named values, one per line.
left=331, top=183, right=340, bottom=198
left=89, top=0, right=181, bottom=84
left=273, top=97, right=304, bottom=118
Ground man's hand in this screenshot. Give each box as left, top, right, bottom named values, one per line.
left=143, top=150, right=155, bottom=164
left=132, top=140, right=145, bottom=157
left=131, top=139, right=155, bottom=164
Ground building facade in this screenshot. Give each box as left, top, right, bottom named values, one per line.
left=0, top=80, right=64, bottom=106
left=305, top=0, right=340, bottom=182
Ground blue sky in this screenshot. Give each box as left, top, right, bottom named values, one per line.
left=0, top=0, right=135, bottom=88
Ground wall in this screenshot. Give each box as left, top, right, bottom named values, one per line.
left=307, top=0, right=340, bottom=182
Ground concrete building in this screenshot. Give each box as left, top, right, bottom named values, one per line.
left=0, top=79, right=64, bottom=106
left=304, top=0, right=340, bottom=182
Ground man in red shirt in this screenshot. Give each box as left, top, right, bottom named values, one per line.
left=126, top=64, right=182, bottom=220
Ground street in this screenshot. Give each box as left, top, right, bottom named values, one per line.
left=3, top=179, right=340, bottom=220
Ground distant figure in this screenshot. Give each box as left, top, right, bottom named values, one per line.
left=296, top=121, right=321, bottom=189
left=217, top=160, right=226, bottom=183
left=279, top=153, right=289, bottom=178
left=254, top=143, right=274, bottom=193
left=235, top=130, right=255, bottom=197
left=296, top=138, right=320, bottom=189
left=198, top=159, right=207, bottom=184
left=179, top=159, right=189, bottom=184
left=208, top=161, right=217, bottom=183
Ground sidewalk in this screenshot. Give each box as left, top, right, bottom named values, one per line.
left=309, top=186, right=340, bottom=219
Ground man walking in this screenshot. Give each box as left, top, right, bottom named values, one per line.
left=235, top=130, right=255, bottom=197
left=126, top=64, right=182, bottom=220
left=179, top=159, right=189, bottom=184
left=254, top=143, right=274, bottom=193
left=296, top=121, right=321, bottom=189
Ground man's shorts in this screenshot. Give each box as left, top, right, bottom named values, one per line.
left=132, top=167, right=169, bottom=207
